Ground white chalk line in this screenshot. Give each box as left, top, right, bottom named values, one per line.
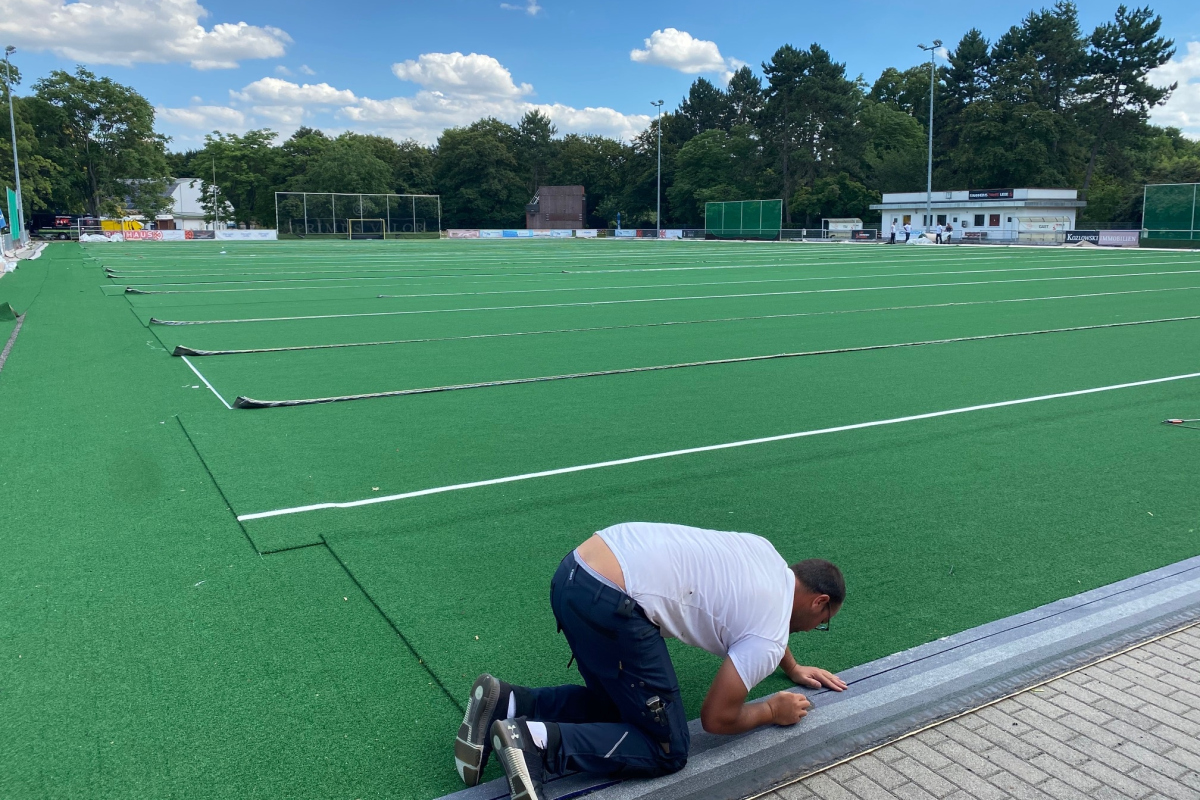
left=151, top=267, right=1200, bottom=326
left=181, top=356, right=232, bottom=409
left=236, top=370, right=1200, bottom=521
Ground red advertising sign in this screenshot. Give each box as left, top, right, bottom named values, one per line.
left=124, top=230, right=163, bottom=241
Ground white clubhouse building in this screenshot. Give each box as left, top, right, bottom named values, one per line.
left=870, top=188, right=1086, bottom=243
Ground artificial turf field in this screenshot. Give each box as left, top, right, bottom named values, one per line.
left=2, top=238, right=1199, bottom=799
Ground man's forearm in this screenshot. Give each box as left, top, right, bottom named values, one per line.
left=704, top=696, right=776, bottom=735
left=779, top=647, right=798, bottom=679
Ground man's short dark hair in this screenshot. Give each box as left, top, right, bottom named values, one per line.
left=791, top=559, right=845, bottom=605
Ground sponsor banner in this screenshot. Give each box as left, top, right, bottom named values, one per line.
left=160, top=230, right=186, bottom=241
left=852, top=230, right=878, bottom=240
left=962, top=230, right=988, bottom=240
left=1064, top=230, right=1100, bottom=245
left=615, top=229, right=636, bottom=238
left=682, top=229, right=705, bottom=239
left=124, top=229, right=163, bottom=241
left=531, top=229, right=552, bottom=238
left=659, top=229, right=684, bottom=239
left=1098, top=229, right=1139, bottom=247
left=575, top=229, right=598, bottom=238
left=215, top=229, right=278, bottom=241
left=185, top=229, right=217, bottom=240
left=500, top=229, right=533, bottom=238
left=479, top=229, right=504, bottom=238
left=550, top=229, right=574, bottom=238
left=969, top=189, right=1014, bottom=200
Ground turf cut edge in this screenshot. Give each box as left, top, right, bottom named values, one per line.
left=440, top=553, right=1200, bottom=800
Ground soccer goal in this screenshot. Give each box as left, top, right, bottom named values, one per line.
left=1143, top=183, right=1198, bottom=242
left=274, top=192, right=442, bottom=239
left=348, top=219, right=386, bottom=240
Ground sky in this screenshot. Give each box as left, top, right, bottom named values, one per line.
left=0, top=0, right=1198, bottom=150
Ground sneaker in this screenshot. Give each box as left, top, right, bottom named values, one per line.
left=454, top=674, right=506, bottom=786
left=491, top=717, right=546, bottom=800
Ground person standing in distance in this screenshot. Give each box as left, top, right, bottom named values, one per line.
left=889, top=220, right=897, bottom=245
left=935, top=222, right=944, bottom=244
left=903, top=221, right=912, bottom=242
left=454, top=521, right=847, bottom=800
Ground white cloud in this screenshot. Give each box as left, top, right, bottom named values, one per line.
left=631, top=28, right=733, bottom=77
left=0, top=0, right=289, bottom=69
left=157, top=104, right=247, bottom=131
left=1150, top=41, right=1200, bottom=139
left=232, top=77, right=357, bottom=105
left=500, top=0, right=541, bottom=15
left=299, top=64, right=316, bottom=75
left=159, top=52, right=650, bottom=145
left=275, top=65, right=293, bottom=76
left=392, top=52, right=533, bottom=99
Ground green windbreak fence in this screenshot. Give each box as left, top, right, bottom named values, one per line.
left=1143, top=183, right=1199, bottom=241
left=705, top=199, right=783, bottom=240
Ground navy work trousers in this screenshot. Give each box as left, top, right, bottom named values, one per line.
left=522, top=553, right=690, bottom=778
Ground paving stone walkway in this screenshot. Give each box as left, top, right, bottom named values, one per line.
left=766, top=623, right=1200, bottom=800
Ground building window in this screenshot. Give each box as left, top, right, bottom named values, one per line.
left=1007, top=217, right=1013, bottom=223
left=974, top=214, right=985, bottom=226
left=937, top=214, right=947, bottom=225
left=903, top=214, right=911, bottom=225
left=989, top=214, right=1000, bottom=227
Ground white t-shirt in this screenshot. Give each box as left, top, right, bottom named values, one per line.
left=597, top=521, right=794, bottom=691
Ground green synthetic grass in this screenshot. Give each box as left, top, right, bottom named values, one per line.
left=6, top=239, right=1199, bottom=799
left=1, top=246, right=462, bottom=800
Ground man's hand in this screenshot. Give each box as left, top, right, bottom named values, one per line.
left=765, top=691, right=811, bottom=726
left=788, top=665, right=848, bottom=692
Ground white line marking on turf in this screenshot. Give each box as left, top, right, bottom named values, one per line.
left=151, top=268, right=1200, bottom=326
left=181, top=356, right=232, bottom=409
left=236, top=371, right=1200, bottom=521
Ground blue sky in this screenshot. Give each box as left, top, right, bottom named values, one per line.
left=3, top=0, right=1198, bottom=149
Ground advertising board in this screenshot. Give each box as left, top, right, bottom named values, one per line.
left=1098, top=230, right=1139, bottom=247
left=550, top=229, right=574, bottom=238
left=124, top=230, right=163, bottom=241
left=1064, top=230, right=1100, bottom=244
left=659, top=229, right=683, bottom=239
left=215, top=230, right=278, bottom=241
left=185, top=229, right=216, bottom=240
left=615, top=229, right=636, bottom=238
left=574, top=229, right=598, bottom=238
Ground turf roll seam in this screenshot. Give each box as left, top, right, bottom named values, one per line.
left=230, top=315, right=1200, bottom=409
left=236, top=368, right=1200, bottom=521
left=169, top=286, right=1200, bottom=357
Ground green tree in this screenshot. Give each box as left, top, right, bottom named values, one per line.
left=1079, top=5, right=1176, bottom=197
left=434, top=119, right=525, bottom=227
left=552, top=133, right=632, bottom=227
left=790, top=172, right=879, bottom=224
left=33, top=66, right=168, bottom=217
left=870, top=66, right=931, bottom=117
left=677, top=78, right=730, bottom=138
left=198, top=129, right=284, bottom=226
left=726, top=67, right=764, bottom=129
left=516, top=110, right=557, bottom=196
left=668, top=126, right=765, bottom=225
left=298, top=134, right=392, bottom=194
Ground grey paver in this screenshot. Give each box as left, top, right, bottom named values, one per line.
left=1127, top=766, right=1200, bottom=800
left=850, top=754, right=908, bottom=790
left=889, top=757, right=957, bottom=798
left=772, top=628, right=1200, bottom=800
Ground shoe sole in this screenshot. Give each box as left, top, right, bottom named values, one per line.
left=455, top=674, right=501, bottom=786
left=491, top=719, right=543, bottom=800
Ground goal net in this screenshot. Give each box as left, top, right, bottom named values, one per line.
left=348, top=219, right=385, bottom=240
left=274, top=192, right=441, bottom=239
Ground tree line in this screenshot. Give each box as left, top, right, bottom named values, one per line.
left=2, top=2, right=1198, bottom=231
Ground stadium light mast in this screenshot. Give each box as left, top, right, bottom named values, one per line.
left=652, top=100, right=664, bottom=236
left=3, top=46, right=24, bottom=246
left=918, top=41, right=941, bottom=234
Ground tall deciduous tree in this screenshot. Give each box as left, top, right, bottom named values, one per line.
left=33, top=66, right=168, bottom=217
left=435, top=119, right=525, bottom=228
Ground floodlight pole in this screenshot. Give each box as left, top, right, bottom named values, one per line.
left=918, top=41, right=941, bottom=234
left=4, top=47, right=25, bottom=246
left=652, top=100, right=664, bottom=236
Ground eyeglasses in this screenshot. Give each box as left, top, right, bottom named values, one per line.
left=815, top=603, right=833, bottom=633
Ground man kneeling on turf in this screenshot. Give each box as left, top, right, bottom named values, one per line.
left=454, top=521, right=847, bottom=799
